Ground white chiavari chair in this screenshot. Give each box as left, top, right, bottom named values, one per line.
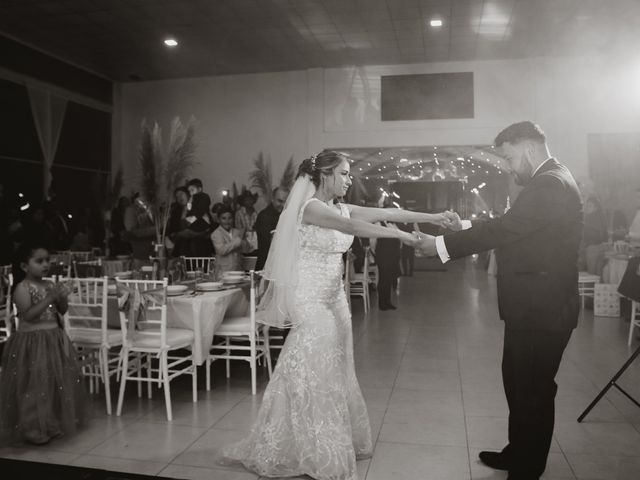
left=115, top=278, right=197, bottom=421
left=181, top=256, right=214, bottom=274
left=73, top=259, right=103, bottom=278
left=206, top=270, right=272, bottom=395
left=348, top=247, right=370, bottom=313
left=64, top=276, right=120, bottom=414
left=1, top=272, right=15, bottom=342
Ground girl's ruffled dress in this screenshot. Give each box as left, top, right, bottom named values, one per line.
left=0, top=280, right=87, bottom=445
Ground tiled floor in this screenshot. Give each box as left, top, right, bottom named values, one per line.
left=2, top=258, right=640, bottom=479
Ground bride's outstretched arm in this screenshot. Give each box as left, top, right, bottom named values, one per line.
left=347, top=205, right=455, bottom=228
left=303, top=201, right=420, bottom=245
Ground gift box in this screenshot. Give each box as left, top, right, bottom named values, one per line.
left=594, top=283, right=621, bottom=317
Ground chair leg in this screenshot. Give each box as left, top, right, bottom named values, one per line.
left=205, top=357, right=211, bottom=391
left=192, top=353, right=198, bottom=403
left=226, top=338, right=231, bottom=378
left=161, top=353, right=172, bottom=421
left=629, top=301, right=638, bottom=346
left=250, top=358, right=257, bottom=396
left=100, top=347, right=112, bottom=415
left=147, top=354, right=153, bottom=399
left=136, top=353, right=142, bottom=398
left=116, top=349, right=129, bottom=416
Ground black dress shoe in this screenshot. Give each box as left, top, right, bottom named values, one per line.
left=479, top=451, right=510, bottom=471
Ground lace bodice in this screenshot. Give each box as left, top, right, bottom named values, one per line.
left=296, top=199, right=353, bottom=304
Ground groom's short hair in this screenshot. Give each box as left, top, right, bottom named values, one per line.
left=494, top=121, right=546, bottom=147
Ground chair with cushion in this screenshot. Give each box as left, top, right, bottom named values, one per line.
left=206, top=270, right=272, bottom=395
left=65, top=276, right=120, bottom=414
left=115, top=278, right=197, bottom=421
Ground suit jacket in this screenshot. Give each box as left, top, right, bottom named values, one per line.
left=255, top=204, right=280, bottom=271
left=444, top=159, right=583, bottom=331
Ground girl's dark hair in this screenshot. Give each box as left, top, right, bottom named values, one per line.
left=11, top=242, right=49, bottom=290
left=297, top=151, right=347, bottom=188
left=217, top=205, right=235, bottom=217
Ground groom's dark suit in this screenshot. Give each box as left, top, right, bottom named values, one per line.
left=443, top=158, right=583, bottom=479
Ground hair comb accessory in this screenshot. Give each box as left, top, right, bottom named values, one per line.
left=310, top=154, right=317, bottom=171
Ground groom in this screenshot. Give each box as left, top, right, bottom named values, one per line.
left=417, top=121, right=583, bottom=480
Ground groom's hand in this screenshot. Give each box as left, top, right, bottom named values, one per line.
left=413, top=232, right=438, bottom=256
left=443, top=211, right=463, bottom=231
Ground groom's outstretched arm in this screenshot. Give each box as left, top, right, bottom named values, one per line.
left=439, top=176, right=570, bottom=262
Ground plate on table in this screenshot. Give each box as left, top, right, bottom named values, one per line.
left=196, top=282, right=224, bottom=291
left=167, top=285, right=189, bottom=296
left=222, top=277, right=247, bottom=285
left=114, top=271, right=132, bottom=279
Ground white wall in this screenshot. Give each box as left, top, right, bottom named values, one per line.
left=114, top=55, right=640, bottom=203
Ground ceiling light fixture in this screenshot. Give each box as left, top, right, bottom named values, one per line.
left=430, top=19, right=443, bottom=27
left=164, top=38, right=178, bottom=47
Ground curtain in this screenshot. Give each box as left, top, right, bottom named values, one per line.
left=27, top=87, right=67, bottom=198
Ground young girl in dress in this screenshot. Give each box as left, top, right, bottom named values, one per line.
left=0, top=243, right=87, bottom=446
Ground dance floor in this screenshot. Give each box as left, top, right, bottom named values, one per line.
left=1, top=258, right=640, bottom=479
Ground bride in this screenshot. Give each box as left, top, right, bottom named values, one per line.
left=218, top=151, right=454, bottom=480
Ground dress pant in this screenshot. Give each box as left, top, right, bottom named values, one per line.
left=377, top=266, right=396, bottom=308
left=501, top=327, right=572, bottom=479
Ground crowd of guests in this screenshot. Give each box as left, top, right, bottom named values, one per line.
left=108, top=179, right=290, bottom=273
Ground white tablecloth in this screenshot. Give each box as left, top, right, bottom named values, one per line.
left=103, top=288, right=248, bottom=365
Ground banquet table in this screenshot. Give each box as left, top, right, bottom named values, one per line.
left=103, top=287, right=249, bottom=365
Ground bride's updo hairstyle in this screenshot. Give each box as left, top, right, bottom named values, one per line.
left=297, top=151, right=346, bottom=189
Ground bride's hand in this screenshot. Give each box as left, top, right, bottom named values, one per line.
left=400, top=231, right=422, bottom=248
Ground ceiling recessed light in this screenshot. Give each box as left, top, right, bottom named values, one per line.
left=164, top=38, right=178, bottom=47
left=430, top=19, right=443, bottom=27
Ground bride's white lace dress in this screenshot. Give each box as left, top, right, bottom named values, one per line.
left=218, top=198, right=372, bottom=480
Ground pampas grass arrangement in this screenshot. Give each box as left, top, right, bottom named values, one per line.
left=137, top=116, right=198, bottom=252
left=249, top=152, right=297, bottom=201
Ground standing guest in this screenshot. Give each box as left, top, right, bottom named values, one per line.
left=255, top=187, right=288, bottom=270
left=166, top=186, right=190, bottom=257
left=235, top=191, right=259, bottom=254
left=373, top=198, right=402, bottom=310
left=186, top=178, right=212, bottom=231
left=109, top=196, right=132, bottom=255
left=415, top=121, right=583, bottom=480
left=211, top=206, right=246, bottom=273
left=399, top=222, right=415, bottom=276
left=123, top=196, right=156, bottom=268
left=185, top=179, right=214, bottom=256
left=0, top=243, right=87, bottom=446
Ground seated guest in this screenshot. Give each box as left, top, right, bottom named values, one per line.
left=211, top=206, right=246, bottom=273
left=255, top=187, right=288, bottom=270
